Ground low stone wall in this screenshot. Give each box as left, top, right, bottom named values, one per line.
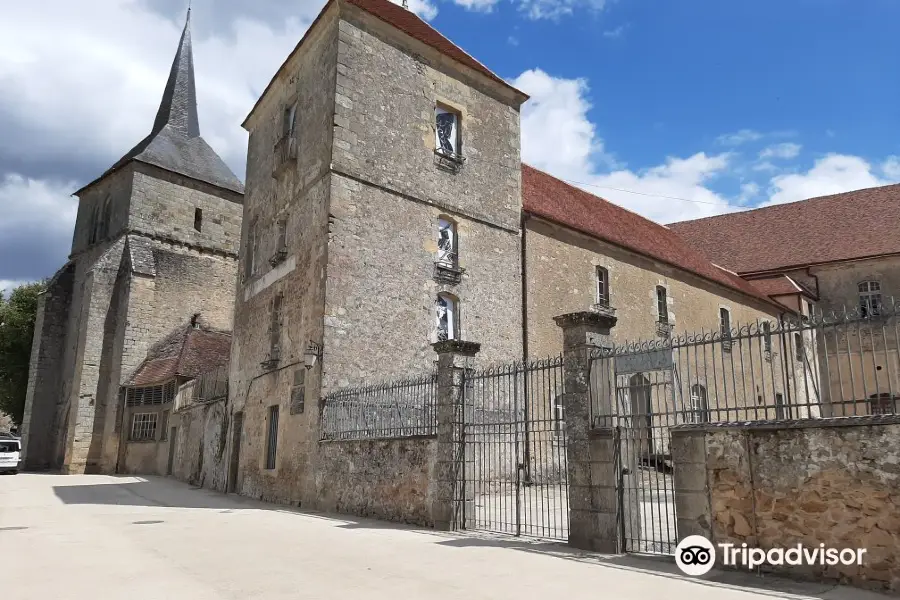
left=316, top=436, right=437, bottom=527
left=672, top=416, right=900, bottom=593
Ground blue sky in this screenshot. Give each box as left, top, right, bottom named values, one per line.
left=1, top=0, right=898, bottom=292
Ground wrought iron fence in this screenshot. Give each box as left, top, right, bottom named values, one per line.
left=320, top=373, right=438, bottom=440
left=588, top=300, right=900, bottom=555
left=463, top=355, right=569, bottom=540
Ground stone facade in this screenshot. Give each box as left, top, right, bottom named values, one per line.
left=229, top=0, right=527, bottom=507
left=671, top=418, right=900, bottom=593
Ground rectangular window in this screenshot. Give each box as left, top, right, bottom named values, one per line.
left=283, top=103, right=297, bottom=137
left=436, top=293, right=458, bottom=341
left=794, top=332, right=804, bottom=361
left=719, top=307, right=731, bottom=337
left=265, top=405, right=279, bottom=470
left=656, top=286, right=668, bottom=324
left=435, top=106, right=460, bottom=157
left=596, top=267, right=609, bottom=307
left=130, top=413, right=158, bottom=442
left=276, top=219, right=287, bottom=254
left=762, top=322, right=772, bottom=352
left=270, top=293, right=283, bottom=359
left=194, top=208, right=203, bottom=232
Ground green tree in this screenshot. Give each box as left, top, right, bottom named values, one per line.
left=0, top=282, right=44, bottom=425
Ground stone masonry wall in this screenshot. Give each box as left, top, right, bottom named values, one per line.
left=20, top=264, right=75, bottom=470
left=316, top=436, right=437, bottom=526
left=228, top=5, right=337, bottom=507
left=672, top=418, right=900, bottom=593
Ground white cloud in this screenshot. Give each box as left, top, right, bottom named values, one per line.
left=404, top=0, right=439, bottom=19
left=512, top=69, right=734, bottom=223
left=603, top=25, right=626, bottom=38
left=450, top=0, right=496, bottom=12
left=0, top=281, right=27, bottom=298
left=882, top=156, right=900, bottom=180
left=764, top=154, right=900, bottom=207
left=517, top=0, right=608, bottom=20
left=759, top=142, right=801, bottom=160
left=716, top=129, right=764, bottom=146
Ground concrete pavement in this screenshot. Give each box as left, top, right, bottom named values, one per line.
left=0, top=474, right=891, bottom=600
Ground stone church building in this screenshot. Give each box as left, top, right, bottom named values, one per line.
left=21, top=0, right=888, bottom=498
left=20, top=11, right=244, bottom=473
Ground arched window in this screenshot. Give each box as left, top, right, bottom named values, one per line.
left=436, top=293, right=459, bottom=341
left=859, top=281, right=882, bottom=317
left=689, top=384, right=710, bottom=424
left=436, top=218, right=458, bottom=268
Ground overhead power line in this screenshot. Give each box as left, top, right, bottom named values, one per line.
left=556, top=177, right=744, bottom=209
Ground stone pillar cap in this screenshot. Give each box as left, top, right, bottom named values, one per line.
left=431, top=340, right=481, bottom=356
left=554, top=310, right=617, bottom=329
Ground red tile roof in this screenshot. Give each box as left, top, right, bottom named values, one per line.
left=126, top=323, right=231, bottom=387
left=521, top=165, right=778, bottom=307
left=243, top=0, right=527, bottom=128
left=668, top=184, right=900, bottom=274
left=748, top=275, right=816, bottom=299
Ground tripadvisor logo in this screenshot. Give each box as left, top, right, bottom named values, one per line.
left=675, top=535, right=867, bottom=576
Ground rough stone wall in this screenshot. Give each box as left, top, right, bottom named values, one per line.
left=129, top=163, right=243, bottom=255
left=672, top=419, right=900, bottom=593
left=322, top=8, right=524, bottom=386
left=324, top=174, right=523, bottom=388
left=169, top=398, right=228, bottom=491
left=20, top=264, right=74, bottom=469
left=332, top=7, right=523, bottom=232
left=70, top=167, right=133, bottom=255
left=316, top=436, right=437, bottom=526
left=228, top=6, right=337, bottom=507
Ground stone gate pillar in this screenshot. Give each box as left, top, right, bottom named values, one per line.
left=554, top=310, right=619, bottom=551
left=431, top=339, right=480, bottom=531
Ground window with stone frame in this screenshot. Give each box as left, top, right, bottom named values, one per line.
left=270, top=217, right=288, bottom=266
left=130, top=413, right=158, bottom=442
left=435, top=293, right=459, bottom=342
left=194, top=207, right=203, bottom=232
left=793, top=332, right=804, bottom=362
left=655, top=286, right=668, bottom=324
left=719, top=307, right=732, bottom=338
left=269, top=292, right=284, bottom=361
left=859, top=281, right=882, bottom=317
left=687, top=384, right=710, bottom=424
left=596, top=267, right=610, bottom=307
left=435, top=106, right=461, bottom=159
left=244, top=218, right=257, bottom=281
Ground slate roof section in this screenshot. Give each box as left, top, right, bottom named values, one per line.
left=126, top=320, right=231, bottom=387
left=521, top=165, right=778, bottom=307
left=243, top=0, right=528, bottom=127
left=126, top=236, right=157, bottom=277
left=76, top=10, right=244, bottom=196
left=668, top=184, right=900, bottom=274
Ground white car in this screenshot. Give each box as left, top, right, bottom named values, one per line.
left=0, top=437, right=21, bottom=474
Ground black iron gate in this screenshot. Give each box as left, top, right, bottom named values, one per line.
left=462, top=355, right=569, bottom=540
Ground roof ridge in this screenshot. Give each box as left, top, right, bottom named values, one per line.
left=522, top=163, right=677, bottom=235
left=669, top=181, right=900, bottom=226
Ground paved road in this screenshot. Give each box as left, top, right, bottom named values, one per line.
left=0, top=474, right=888, bottom=600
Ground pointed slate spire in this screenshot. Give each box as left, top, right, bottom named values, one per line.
left=75, top=7, right=244, bottom=196
left=152, top=8, right=200, bottom=139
